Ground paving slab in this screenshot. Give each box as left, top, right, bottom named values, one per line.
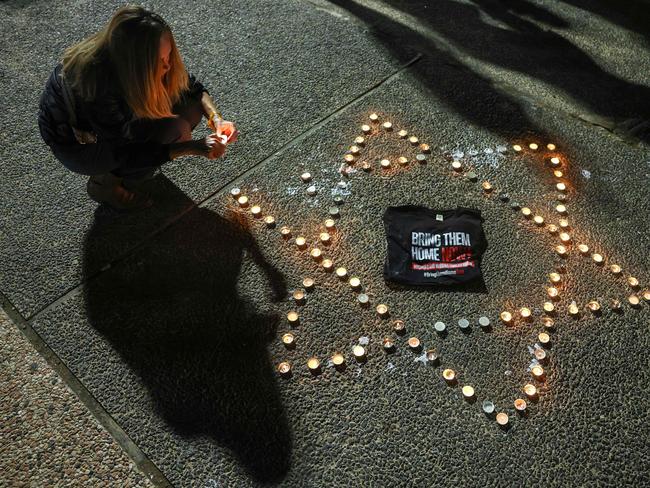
left=0, top=0, right=415, bottom=317
left=0, top=309, right=155, bottom=487
left=29, top=55, right=650, bottom=487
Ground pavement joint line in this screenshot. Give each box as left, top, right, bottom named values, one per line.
left=27, top=54, right=421, bottom=324
left=198, top=53, right=422, bottom=208
left=1, top=292, right=173, bottom=488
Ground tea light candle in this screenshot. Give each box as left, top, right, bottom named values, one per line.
left=559, top=232, right=571, bottom=243
left=280, top=226, right=291, bottom=238
left=355, top=136, right=365, bottom=145
left=520, top=307, right=532, bottom=319
left=277, top=362, right=291, bottom=376
left=307, top=185, right=317, bottom=195
left=550, top=157, right=561, bottom=166
left=380, top=159, right=391, bottom=169
left=264, top=216, right=276, bottom=227
left=319, top=232, right=331, bottom=245
left=353, top=345, right=366, bottom=360
left=547, top=143, right=556, bottom=150
left=322, top=259, right=334, bottom=271
left=434, top=321, right=446, bottom=333
left=382, top=121, right=392, bottom=131
left=287, top=311, right=299, bottom=324
left=578, top=244, right=590, bottom=255
left=416, top=154, right=427, bottom=163
left=513, top=144, right=522, bottom=152
left=462, top=385, right=475, bottom=399
left=398, top=156, right=409, bottom=166
left=548, top=224, right=559, bottom=234
left=627, top=277, right=640, bottom=288
left=303, top=277, right=315, bottom=290
left=587, top=300, right=601, bottom=312
left=482, top=181, right=493, bottom=192
left=293, top=289, right=305, bottom=303
left=393, top=319, right=406, bottom=333
left=383, top=338, right=395, bottom=351
left=559, top=219, right=570, bottom=229
left=500, top=311, right=513, bottom=323
left=357, top=293, right=369, bottom=305
left=349, top=277, right=361, bottom=289
left=335, top=267, right=347, bottom=279
left=482, top=400, right=495, bottom=414
left=556, top=245, right=567, bottom=256
left=549, top=272, right=561, bottom=283
left=251, top=205, right=262, bottom=218
left=230, top=187, right=242, bottom=199
left=328, top=206, right=340, bottom=217
left=543, top=302, right=555, bottom=313
left=282, top=333, right=295, bottom=347
left=307, top=357, right=321, bottom=373
left=442, top=369, right=456, bottom=382
left=592, top=253, right=604, bottom=264
left=295, top=236, right=307, bottom=249
left=531, top=365, right=545, bottom=379
left=533, top=215, right=545, bottom=226
left=361, top=124, right=371, bottom=133
left=514, top=399, right=527, bottom=412
left=524, top=384, right=537, bottom=398
left=542, top=317, right=555, bottom=329
left=538, top=332, right=550, bottom=345
left=556, top=204, right=567, bottom=214
left=420, top=144, right=431, bottom=153
left=521, top=207, right=532, bottom=218
left=643, top=290, right=650, bottom=302
left=332, top=353, right=345, bottom=368
left=534, top=348, right=547, bottom=361
left=452, top=160, right=462, bottom=171
left=529, top=143, right=539, bottom=150
left=398, top=129, right=408, bottom=138
left=237, top=195, right=249, bottom=207
left=369, top=113, right=379, bottom=122
left=426, top=349, right=438, bottom=362
left=556, top=182, right=567, bottom=192
left=409, top=136, right=419, bottom=145
left=350, top=145, right=360, bottom=155
left=376, top=304, right=389, bottom=317
left=554, top=170, right=564, bottom=178
left=408, top=337, right=421, bottom=350
left=361, top=161, right=372, bottom=171
left=611, top=299, right=622, bottom=310
left=610, top=264, right=622, bottom=274
left=547, top=287, right=559, bottom=298
left=568, top=301, right=580, bottom=316
left=628, top=294, right=640, bottom=306
left=301, top=172, right=312, bottom=182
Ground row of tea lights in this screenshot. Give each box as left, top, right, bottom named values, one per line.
left=231, top=112, right=648, bottom=427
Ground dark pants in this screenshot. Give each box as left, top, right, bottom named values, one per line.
left=52, top=96, right=204, bottom=178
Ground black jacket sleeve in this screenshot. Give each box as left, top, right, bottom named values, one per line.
left=187, top=72, right=209, bottom=100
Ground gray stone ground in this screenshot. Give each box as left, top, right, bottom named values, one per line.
left=1, top=0, right=650, bottom=487
left=0, top=310, right=154, bottom=487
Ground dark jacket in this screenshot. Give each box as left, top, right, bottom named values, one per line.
left=37, top=61, right=209, bottom=168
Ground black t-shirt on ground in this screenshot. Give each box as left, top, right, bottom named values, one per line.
left=383, top=206, right=488, bottom=286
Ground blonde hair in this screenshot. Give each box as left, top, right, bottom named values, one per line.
left=62, top=5, right=189, bottom=119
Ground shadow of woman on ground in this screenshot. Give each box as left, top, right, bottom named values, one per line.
left=82, top=174, right=291, bottom=483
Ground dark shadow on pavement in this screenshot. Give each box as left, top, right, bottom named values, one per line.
left=328, top=0, right=650, bottom=144
left=82, top=174, right=291, bottom=484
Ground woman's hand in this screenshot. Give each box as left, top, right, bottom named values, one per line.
left=198, top=133, right=227, bottom=159
left=207, top=116, right=239, bottom=144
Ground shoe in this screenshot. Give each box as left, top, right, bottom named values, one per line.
left=86, top=173, right=153, bottom=211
